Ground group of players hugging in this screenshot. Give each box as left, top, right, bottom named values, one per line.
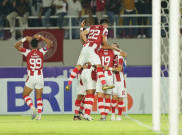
left=65, top=19, right=127, bottom=121
left=14, top=18, right=127, bottom=121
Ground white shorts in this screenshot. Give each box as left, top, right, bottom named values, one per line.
left=76, top=74, right=86, bottom=95
left=77, top=43, right=101, bottom=66
left=113, top=73, right=126, bottom=97
left=96, top=71, right=113, bottom=95
left=81, top=67, right=96, bottom=90
left=25, top=75, right=44, bottom=89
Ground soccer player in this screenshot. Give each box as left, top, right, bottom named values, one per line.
left=66, top=19, right=119, bottom=91
left=108, top=43, right=126, bottom=121
left=96, top=46, right=121, bottom=121
left=73, top=67, right=86, bottom=120
left=14, top=34, right=53, bottom=120
left=73, top=20, right=87, bottom=120
left=81, top=63, right=97, bottom=121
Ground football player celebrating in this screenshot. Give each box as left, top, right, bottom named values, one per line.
left=14, top=34, right=53, bottom=120
left=66, top=19, right=120, bottom=91
left=106, top=43, right=127, bottom=121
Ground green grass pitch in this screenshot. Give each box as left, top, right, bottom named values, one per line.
left=0, top=114, right=157, bottom=135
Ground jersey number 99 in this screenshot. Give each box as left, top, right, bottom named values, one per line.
left=29, top=58, right=42, bottom=70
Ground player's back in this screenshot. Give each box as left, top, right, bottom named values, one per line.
left=98, top=49, right=115, bottom=67
left=87, top=25, right=107, bottom=47
left=26, top=49, right=44, bottom=76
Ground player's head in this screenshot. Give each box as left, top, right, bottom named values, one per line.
left=100, top=19, right=108, bottom=28
left=112, top=43, right=119, bottom=48
left=30, top=38, right=38, bottom=48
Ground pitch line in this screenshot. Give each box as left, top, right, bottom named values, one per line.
left=126, top=116, right=153, bottom=130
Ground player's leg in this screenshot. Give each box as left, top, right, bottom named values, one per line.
left=97, top=92, right=105, bottom=120
left=79, top=96, right=85, bottom=118
left=111, top=95, right=117, bottom=121
left=117, top=97, right=124, bottom=121
left=74, top=94, right=84, bottom=120
left=23, top=86, right=34, bottom=111
left=35, top=88, right=43, bottom=120
left=94, top=64, right=114, bottom=90
left=84, top=89, right=95, bottom=121
left=34, top=75, right=44, bottom=120
left=104, top=94, right=111, bottom=118
left=23, top=77, right=37, bottom=119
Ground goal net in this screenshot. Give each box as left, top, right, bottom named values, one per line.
left=153, top=0, right=182, bottom=134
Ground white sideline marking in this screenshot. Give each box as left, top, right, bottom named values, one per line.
left=126, top=116, right=153, bottom=130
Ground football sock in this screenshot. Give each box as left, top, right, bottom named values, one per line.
left=98, top=97, right=105, bottom=116
left=79, top=97, right=85, bottom=113
left=104, top=98, right=111, bottom=116
left=111, top=99, right=117, bottom=114
left=96, top=67, right=106, bottom=85
left=74, top=99, right=81, bottom=115
left=68, top=67, right=79, bottom=85
left=23, top=96, right=34, bottom=110
left=37, top=98, right=43, bottom=114
left=84, top=94, right=94, bottom=116
left=118, top=101, right=124, bottom=116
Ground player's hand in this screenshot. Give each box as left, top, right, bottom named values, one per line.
left=25, top=36, right=32, bottom=42
left=81, top=20, right=85, bottom=28
left=104, top=66, right=109, bottom=70
left=33, top=34, right=41, bottom=40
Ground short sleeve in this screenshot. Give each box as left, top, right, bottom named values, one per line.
left=113, top=50, right=120, bottom=56
left=19, top=48, right=30, bottom=57
left=103, top=28, right=108, bottom=36
left=86, top=27, right=90, bottom=32
left=39, top=45, right=50, bottom=55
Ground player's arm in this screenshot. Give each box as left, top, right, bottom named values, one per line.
left=104, top=65, right=122, bottom=72
left=33, top=34, right=53, bottom=49
left=80, top=20, right=86, bottom=44
left=80, top=29, right=89, bottom=43
left=120, top=51, right=127, bottom=57
left=14, top=36, right=32, bottom=51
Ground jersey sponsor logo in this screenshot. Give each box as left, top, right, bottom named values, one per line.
left=34, top=31, right=57, bottom=60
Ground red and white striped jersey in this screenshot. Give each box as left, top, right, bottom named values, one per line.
left=19, top=46, right=49, bottom=76
left=98, top=49, right=120, bottom=75
left=85, top=25, right=108, bottom=51
left=114, top=55, right=124, bottom=82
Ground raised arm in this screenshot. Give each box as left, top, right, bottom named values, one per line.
left=14, top=36, right=32, bottom=51
left=33, top=34, right=53, bottom=49
left=80, top=29, right=89, bottom=43
left=80, top=20, right=86, bottom=44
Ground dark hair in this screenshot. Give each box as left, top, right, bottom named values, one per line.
left=30, top=38, right=38, bottom=48
left=100, top=19, right=109, bottom=25
left=113, top=43, right=119, bottom=48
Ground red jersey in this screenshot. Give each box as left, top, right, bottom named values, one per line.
left=86, top=25, right=108, bottom=51
left=114, top=55, right=124, bottom=82
left=19, top=46, right=49, bottom=76
left=96, top=0, right=105, bottom=11
left=98, top=49, right=119, bottom=75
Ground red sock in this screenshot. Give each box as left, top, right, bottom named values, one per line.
left=98, top=97, right=105, bottom=116
left=118, top=101, right=124, bottom=116
left=79, top=97, right=85, bottom=112
left=37, top=98, right=43, bottom=113
left=96, top=67, right=106, bottom=85
left=111, top=99, right=117, bottom=114
left=84, top=94, right=94, bottom=116
left=74, top=99, right=81, bottom=114
left=23, top=96, right=33, bottom=108
left=68, top=67, right=79, bottom=85
left=104, top=98, right=111, bottom=116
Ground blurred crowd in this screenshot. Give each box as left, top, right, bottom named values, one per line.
left=0, top=0, right=152, bottom=40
